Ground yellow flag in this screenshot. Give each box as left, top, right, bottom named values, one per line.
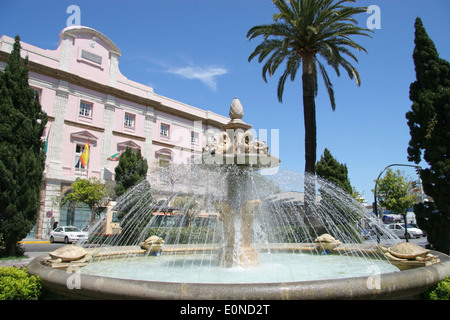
left=80, top=141, right=89, bottom=167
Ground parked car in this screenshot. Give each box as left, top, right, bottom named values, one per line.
left=409, top=223, right=428, bottom=236
left=387, top=223, right=424, bottom=239
left=50, top=226, right=88, bottom=244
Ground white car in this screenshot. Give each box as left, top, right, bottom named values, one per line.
left=50, top=226, right=88, bottom=244
left=387, top=223, right=424, bottom=239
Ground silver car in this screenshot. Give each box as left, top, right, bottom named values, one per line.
left=387, top=223, right=424, bottom=239
left=50, top=226, right=88, bottom=244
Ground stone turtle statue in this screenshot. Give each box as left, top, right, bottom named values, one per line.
left=140, top=236, right=165, bottom=255
left=314, top=234, right=342, bottom=251
left=48, top=245, right=89, bottom=262
left=381, top=242, right=440, bottom=270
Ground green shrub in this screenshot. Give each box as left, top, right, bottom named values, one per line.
left=423, top=277, right=450, bottom=300
left=0, top=267, right=42, bottom=300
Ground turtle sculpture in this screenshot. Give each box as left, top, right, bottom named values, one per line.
left=48, top=245, right=89, bottom=262
left=314, top=234, right=342, bottom=252
left=44, top=245, right=93, bottom=270
left=381, top=242, right=440, bottom=270
left=140, top=236, right=165, bottom=255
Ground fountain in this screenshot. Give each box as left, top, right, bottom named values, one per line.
left=28, top=98, right=450, bottom=300
left=202, top=97, right=279, bottom=268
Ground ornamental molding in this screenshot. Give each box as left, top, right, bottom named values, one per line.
left=64, top=120, right=104, bottom=133
left=70, top=130, right=98, bottom=145
left=117, top=140, right=141, bottom=150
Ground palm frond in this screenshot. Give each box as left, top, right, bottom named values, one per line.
left=277, top=52, right=302, bottom=102
left=316, top=58, right=336, bottom=110
left=248, top=0, right=370, bottom=106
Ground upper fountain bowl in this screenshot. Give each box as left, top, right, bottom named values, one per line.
left=202, top=97, right=280, bottom=168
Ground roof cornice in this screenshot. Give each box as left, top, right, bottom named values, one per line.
left=0, top=50, right=228, bottom=128
left=60, top=26, right=121, bottom=56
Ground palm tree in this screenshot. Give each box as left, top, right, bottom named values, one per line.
left=247, top=0, right=371, bottom=210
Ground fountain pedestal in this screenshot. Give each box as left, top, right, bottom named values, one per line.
left=203, top=97, right=279, bottom=268
left=217, top=198, right=261, bottom=268
left=218, top=246, right=260, bottom=268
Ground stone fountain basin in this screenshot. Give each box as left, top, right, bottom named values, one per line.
left=28, top=245, right=450, bottom=300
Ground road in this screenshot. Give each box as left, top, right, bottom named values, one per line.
left=363, top=236, right=429, bottom=248
left=22, top=242, right=66, bottom=256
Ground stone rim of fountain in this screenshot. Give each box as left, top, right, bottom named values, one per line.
left=28, top=250, right=450, bottom=299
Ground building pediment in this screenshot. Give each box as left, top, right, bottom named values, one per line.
left=60, top=26, right=121, bottom=56
left=70, top=130, right=98, bottom=145
left=117, top=140, right=141, bottom=150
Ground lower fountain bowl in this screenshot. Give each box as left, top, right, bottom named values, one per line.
left=28, top=249, right=450, bottom=300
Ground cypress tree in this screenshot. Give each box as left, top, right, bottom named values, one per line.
left=406, top=18, right=450, bottom=254
left=315, top=148, right=352, bottom=194
left=0, top=36, right=47, bottom=256
left=114, top=147, right=148, bottom=197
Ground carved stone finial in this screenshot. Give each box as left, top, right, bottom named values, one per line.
left=223, top=97, right=252, bottom=131
left=229, top=97, right=244, bottom=120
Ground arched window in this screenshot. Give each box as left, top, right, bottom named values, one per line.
left=70, top=131, right=98, bottom=175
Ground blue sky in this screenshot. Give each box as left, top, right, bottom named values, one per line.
left=1, top=0, right=449, bottom=200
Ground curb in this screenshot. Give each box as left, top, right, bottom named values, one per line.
left=18, top=240, right=50, bottom=244
left=18, top=239, right=50, bottom=244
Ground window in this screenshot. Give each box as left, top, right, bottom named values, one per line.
left=156, top=150, right=172, bottom=183
left=32, top=87, right=42, bottom=103
left=191, top=131, right=199, bottom=145
left=74, top=144, right=84, bottom=168
left=79, top=101, right=93, bottom=118
left=158, top=156, right=170, bottom=182
left=124, top=113, right=135, bottom=128
left=160, top=124, right=170, bottom=137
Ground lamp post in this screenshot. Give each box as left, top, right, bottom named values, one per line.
left=373, top=164, right=422, bottom=243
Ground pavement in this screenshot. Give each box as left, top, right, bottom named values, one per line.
left=0, top=256, right=38, bottom=268
left=1, top=238, right=50, bottom=268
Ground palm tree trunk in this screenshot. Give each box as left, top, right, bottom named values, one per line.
left=302, top=54, right=317, bottom=216
left=302, top=54, right=317, bottom=174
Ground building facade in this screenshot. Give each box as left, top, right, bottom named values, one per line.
left=0, top=26, right=228, bottom=239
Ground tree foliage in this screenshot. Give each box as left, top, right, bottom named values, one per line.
left=114, top=148, right=148, bottom=197
left=315, top=148, right=352, bottom=194
left=247, top=0, right=371, bottom=214
left=61, top=178, right=106, bottom=225
left=247, top=0, right=371, bottom=175
left=406, top=18, right=450, bottom=253
left=0, top=36, right=47, bottom=256
left=375, top=168, right=418, bottom=241
left=376, top=169, right=418, bottom=215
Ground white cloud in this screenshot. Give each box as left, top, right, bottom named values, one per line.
left=167, top=66, right=228, bottom=91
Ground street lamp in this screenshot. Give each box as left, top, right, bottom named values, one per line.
left=373, top=163, right=422, bottom=243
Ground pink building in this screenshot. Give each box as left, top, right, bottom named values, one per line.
left=0, top=26, right=228, bottom=239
